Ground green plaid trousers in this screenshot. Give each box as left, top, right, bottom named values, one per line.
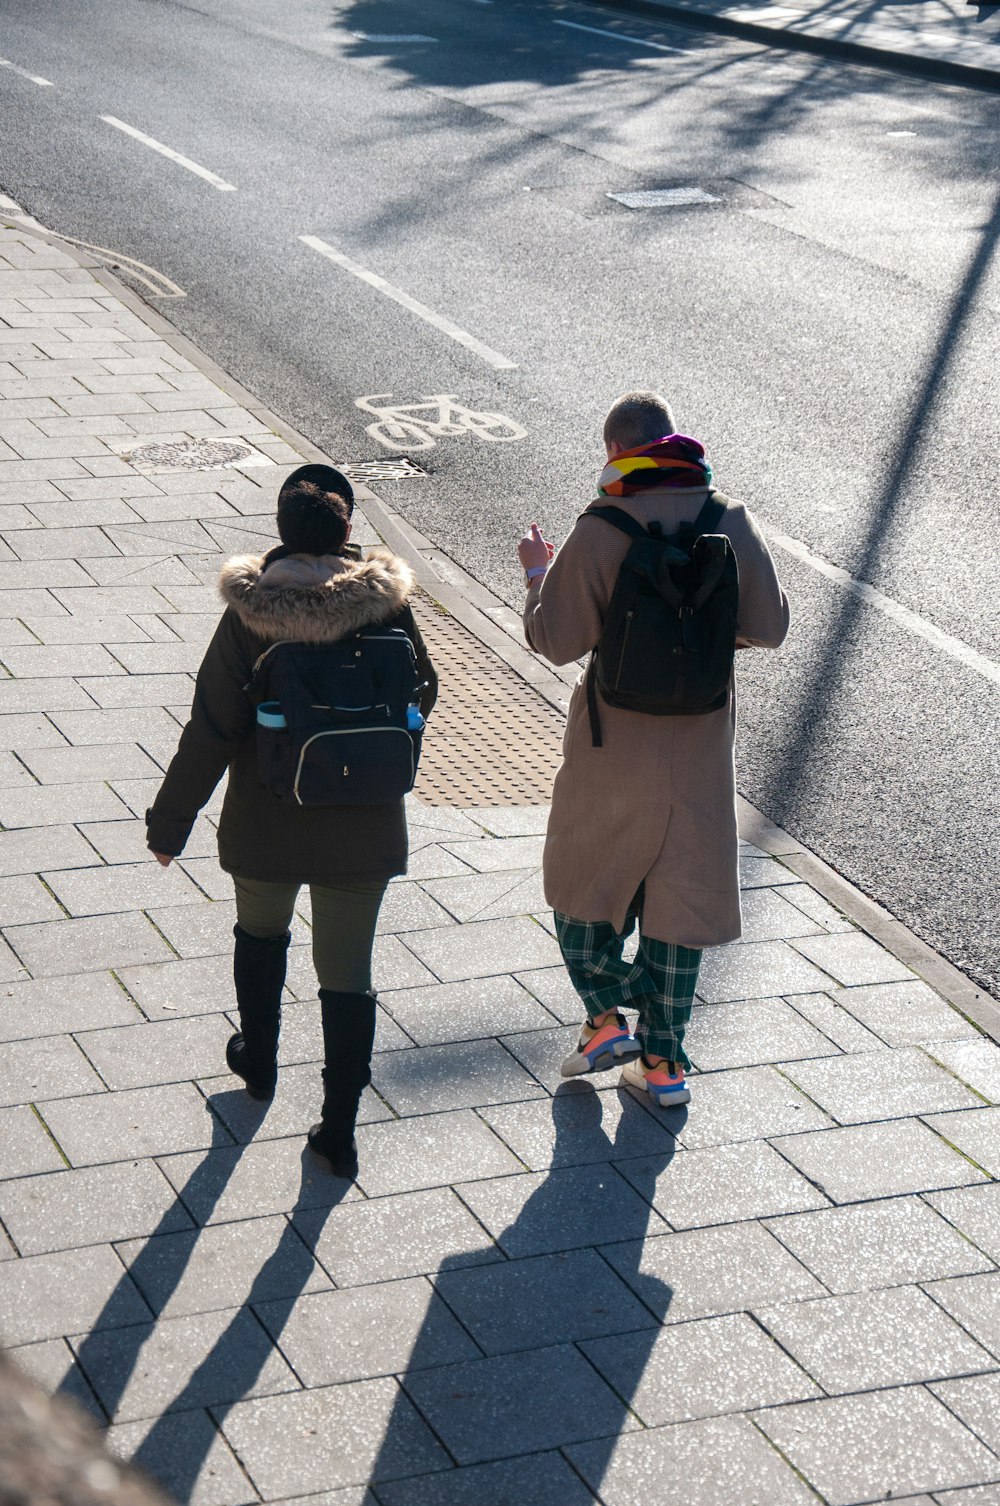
left=554, top=892, right=701, bottom=1067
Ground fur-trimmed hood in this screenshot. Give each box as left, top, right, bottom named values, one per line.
left=219, top=547, right=414, bottom=642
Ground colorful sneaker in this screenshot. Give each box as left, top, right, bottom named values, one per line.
left=560, top=1012, right=642, bottom=1077
left=622, top=1057, right=691, bottom=1108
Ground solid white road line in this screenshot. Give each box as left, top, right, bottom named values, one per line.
left=553, top=19, right=691, bottom=55
left=770, top=531, right=1000, bottom=690
left=0, top=57, right=53, bottom=86
left=100, top=116, right=237, bottom=192
left=300, top=235, right=518, bottom=371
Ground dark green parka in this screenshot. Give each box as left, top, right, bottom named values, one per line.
left=145, top=546, right=437, bottom=883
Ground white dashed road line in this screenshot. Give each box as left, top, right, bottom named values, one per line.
left=770, top=531, right=1000, bottom=689
left=100, top=116, right=237, bottom=192
left=300, top=235, right=518, bottom=372
left=0, top=57, right=53, bottom=86
left=553, top=20, right=691, bottom=55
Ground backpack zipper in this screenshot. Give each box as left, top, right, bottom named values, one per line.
left=614, top=610, right=634, bottom=689
left=292, top=726, right=415, bottom=805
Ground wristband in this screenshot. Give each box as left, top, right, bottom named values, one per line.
left=525, top=565, right=548, bottom=582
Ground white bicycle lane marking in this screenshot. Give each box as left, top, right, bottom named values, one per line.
left=356, top=394, right=527, bottom=452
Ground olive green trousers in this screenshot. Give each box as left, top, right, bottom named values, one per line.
left=232, top=875, right=387, bottom=993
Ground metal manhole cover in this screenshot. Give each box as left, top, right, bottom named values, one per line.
left=608, top=187, right=721, bottom=208
left=124, top=438, right=255, bottom=471
left=339, top=459, right=428, bottom=484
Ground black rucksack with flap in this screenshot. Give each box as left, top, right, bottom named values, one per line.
left=585, top=492, right=739, bottom=747
left=247, top=627, right=423, bottom=806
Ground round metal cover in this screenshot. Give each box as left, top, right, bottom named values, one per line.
left=125, top=438, right=254, bottom=471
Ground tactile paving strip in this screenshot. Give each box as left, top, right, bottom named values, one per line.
left=413, top=595, right=565, bottom=807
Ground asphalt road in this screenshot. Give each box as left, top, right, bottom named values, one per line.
left=1, top=0, right=998, bottom=995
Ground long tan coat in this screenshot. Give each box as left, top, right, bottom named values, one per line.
left=524, top=486, right=789, bottom=948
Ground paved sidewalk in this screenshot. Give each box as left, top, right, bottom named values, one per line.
left=609, top=0, right=1000, bottom=85
left=2, top=221, right=1000, bottom=1506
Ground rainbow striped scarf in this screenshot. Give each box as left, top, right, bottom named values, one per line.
left=597, top=433, right=712, bottom=496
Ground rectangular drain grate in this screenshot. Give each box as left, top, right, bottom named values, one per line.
left=338, top=459, right=428, bottom=484
left=608, top=187, right=721, bottom=208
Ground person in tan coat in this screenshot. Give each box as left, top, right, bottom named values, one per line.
left=518, top=391, right=789, bottom=1109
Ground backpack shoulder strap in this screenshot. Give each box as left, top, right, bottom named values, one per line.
left=581, top=505, right=651, bottom=539
left=690, top=490, right=728, bottom=536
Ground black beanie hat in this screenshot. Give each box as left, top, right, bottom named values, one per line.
left=277, top=463, right=355, bottom=515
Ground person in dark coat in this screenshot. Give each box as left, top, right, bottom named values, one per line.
left=146, top=465, right=437, bottom=1178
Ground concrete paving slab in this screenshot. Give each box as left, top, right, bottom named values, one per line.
left=753, top=1386, right=1000, bottom=1505
left=435, top=1246, right=655, bottom=1355
left=0, top=1033, right=106, bottom=1106
left=353, top=1110, right=522, bottom=1198
left=697, top=939, right=833, bottom=1001
left=292, top=1187, right=502, bottom=1288
left=666, top=1063, right=833, bottom=1149
left=6, top=910, right=174, bottom=976
left=584, top=1309, right=819, bottom=1425
left=157, top=1137, right=362, bottom=1224
left=454, top=1162, right=670, bottom=1258
left=832, top=981, right=984, bottom=1047
left=685, top=996, right=839, bottom=1069
left=201, top=1067, right=391, bottom=1145
left=772, top=1116, right=989, bottom=1202
left=219, top=1380, right=449, bottom=1496
left=8, top=1336, right=105, bottom=1421
left=781, top=1047, right=982, bottom=1124
left=115, top=1215, right=331, bottom=1320
left=930, top=1374, right=1000, bottom=1459
left=0, top=1158, right=192, bottom=1255
left=567, top=1413, right=818, bottom=1506
left=0, top=779, right=131, bottom=830
left=403, top=1343, right=638, bottom=1465
left=400, top=916, right=562, bottom=982
left=924, top=1272, right=1000, bottom=1360
left=379, top=975, right=554, bottom=1045
left=76, top=1015, right=234, bottom=1089
left=512, top=965, right=582, bottom=1024
left=783, top=989, right=886, bottom=1052
left=106, top=1408, right=254, bottom=1506
left=791, top=931, right=916, bottom=986
left=257, top=1277, right=480, bottom=1385
left=927, top=1108, right=1000, bottom=1174
left=0, top=1244, right=151, bottom=1346
left=480, top=1084, right=677, bottom=1171
left=617, top=1139, right=830, bottom=1229
left=43, top=859, right=205, bottom=915
left=766, top=1197, right=997, bottom=1293
left=601, top=1220, right=826, bottom=1322
left=374, top=1452, right=598, bottom=1506
left=0, top=873, right=65, bottom=926
left=40, top=1081, right=227, bottom=1166
left=116, top=953, right=233, bottom=1018
left=0, top=1103, right=66, bottom=1179
left=927, top=1184, right=1000, bottom=1263
left=71, top=1304, right=301, bottom=1423
left=373, top=1038, right=547, bottom=1116
left=926, top=1040, right=1000, bottom=1103
left=757, top=1284, right=996, bottom=1393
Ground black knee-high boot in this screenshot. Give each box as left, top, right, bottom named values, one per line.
left=307, top=989, right=377, bottom=1178
left=225, top=924, right=290, bottom=1100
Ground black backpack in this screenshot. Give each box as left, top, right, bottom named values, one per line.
left=585, top=492, right=739, bottom=747
left=247, top=627, right=423, bottom=806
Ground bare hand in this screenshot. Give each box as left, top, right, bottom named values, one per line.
left=152, top=852, right=173, bottom=867
left=517, top=522, right=553, bottom=571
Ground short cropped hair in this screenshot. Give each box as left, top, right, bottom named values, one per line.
left=276, top=479, right=351, bottom=556
left=603, top=391, right=677, bottom=451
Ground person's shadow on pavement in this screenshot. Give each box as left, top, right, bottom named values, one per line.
left=367, top=1080, right=680, bottom=1503
left=128, top=1149, right=353, bottom=1505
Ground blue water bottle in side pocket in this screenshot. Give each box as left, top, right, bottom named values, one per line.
left=406, top=704, right=425, bottom=733
left=257, top=702, right=287, bottom=729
